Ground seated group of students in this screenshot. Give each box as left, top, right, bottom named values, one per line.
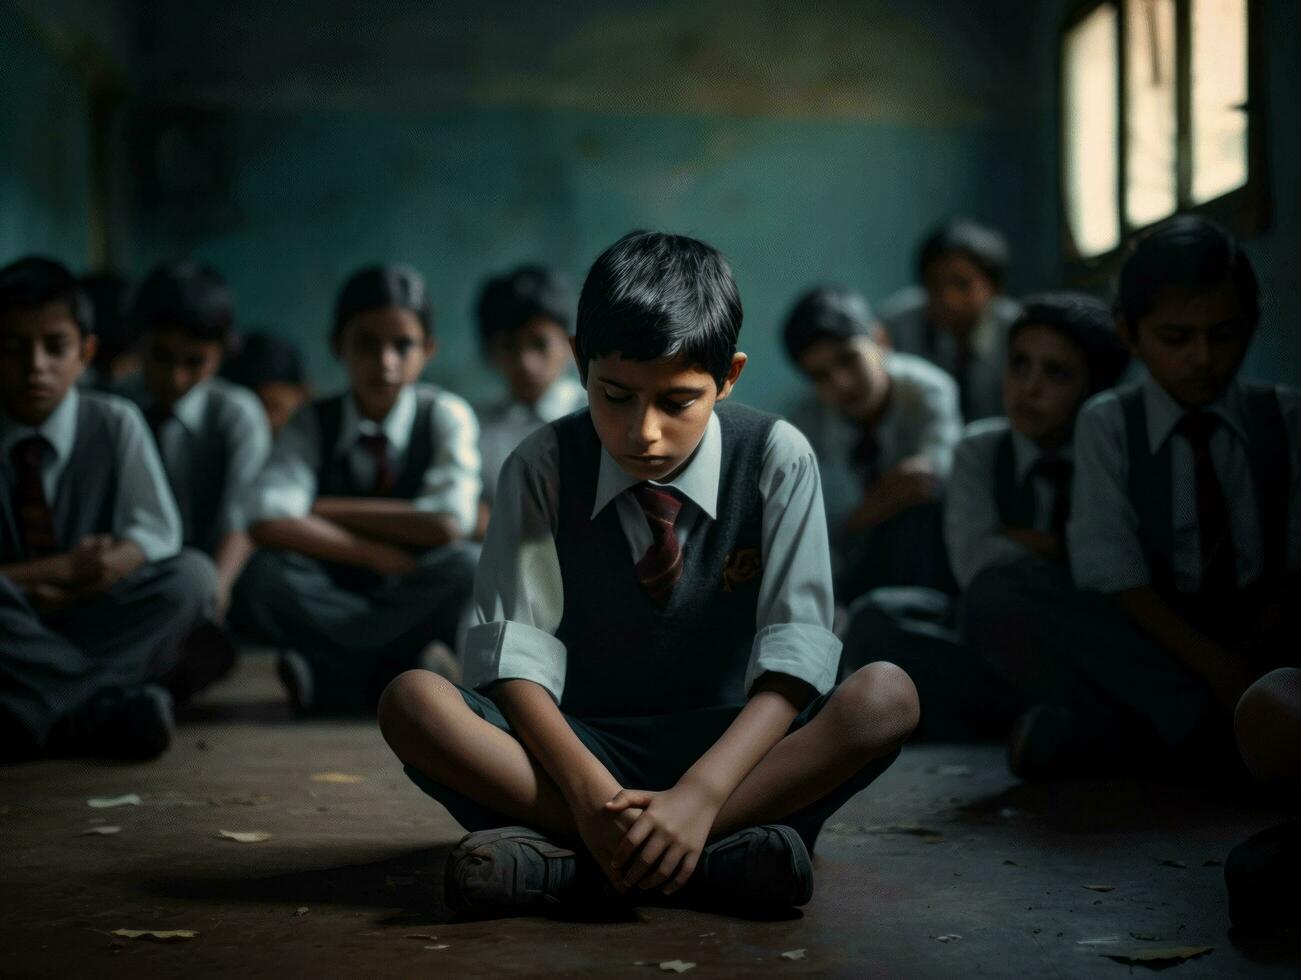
left=0, top=216, right=1297, bottom=919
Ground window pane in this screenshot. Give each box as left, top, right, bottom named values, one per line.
left=1064, top=4, right=1120, bottom=257
left=1125, top=0, right=1177, bottom=226
left=1191, top=0, right=1248, bottom=202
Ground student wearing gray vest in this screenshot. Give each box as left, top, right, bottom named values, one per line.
left=0, top=258, right=214, bottom=760
left=783, top=287, right=963, bottom=601
left=229, top=265, right=480, bottom=715
left=969, top=217, right=1300, bottom=779
left=378, top=232, right=918, bottom=918
left=122, top=262, right=273, bottom=701
left=842, top=294, right=1131, bottom=741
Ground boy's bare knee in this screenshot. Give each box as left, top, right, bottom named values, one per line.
left=377, top=669, right=458, bottom=755
left=833, top=661, right=920, bottom=752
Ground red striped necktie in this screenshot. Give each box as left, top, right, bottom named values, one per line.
left=10, top=436, right=58, bottom=558
left=357, top=433, right=395, bottom=496
left=632, top=484, right=684, bottom=608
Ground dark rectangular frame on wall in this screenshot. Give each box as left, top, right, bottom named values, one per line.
left=1057, top=0, right=1270, bottom=289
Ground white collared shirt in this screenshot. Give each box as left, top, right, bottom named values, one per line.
left=1069, top=376, right=1301, bottom=594
left=464, top=409, right=842, bottom=705
left=244, top=382, right=481, bottom=535
left=0, top=387, right=182, bottom=562
left=945, top=417, right=1074, bottom=589
left=477, top=375, right=587, bottom=503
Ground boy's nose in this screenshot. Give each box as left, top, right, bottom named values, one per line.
left=630, top=409, right=660, bottom=448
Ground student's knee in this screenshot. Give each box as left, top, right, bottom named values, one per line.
left=377, top=669, right=462, bottom=759
left=830, top=661, right=920, bottom=753
left=152, top=549, right=218, bottom=617
left=1235, top=668, right=1301, bottom=786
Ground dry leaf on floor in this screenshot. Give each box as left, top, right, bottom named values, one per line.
left=1083, top=885, right=1115, bottom=892
left=935, top=765, right=974, bottom=777
left=1076, top=937, right=1121, bottom=945
left=293, top=907, right=309, bottom=917
left=697, top=933, right=716, bottom=939
left=88, top=794, right=141, bottom=809
left=659, top=963, right=695, bottom=974
left=217, top=829, right=272, bottom=843
left=933, top=934, right=962, bottom=943
left=80, top=826, right=121, bottom=836
left=423, top=944, right=450, bottom=950
left=111, top=929, right=197, bottom=943
left=1102, top=946, right=1213, bottom=966
left=309, top=772, right=364, bottom=784
left=780, top=949, right=807, bottom=960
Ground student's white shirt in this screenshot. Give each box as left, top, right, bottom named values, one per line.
left=1069, top=376, right=1301, bottom=594
left=789, top=350, right=962, bottom=535
left=945, top=417, right=1073, bottom=590
left=464, top=410, right=841, bottom=705
left=244, top=383, right=481, bottom=536
left=477, top=375, right=587, bottom=504
left=0, top=387, right=182, bottom=561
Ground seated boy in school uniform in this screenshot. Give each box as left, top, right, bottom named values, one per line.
left=378, top=232, right=918, bottom=917
left=473, top=265, right=586, bottom=535
left=229, top=264, right=480, bottom=715
left=784, top=286, right=962, bottom=600
left=841, top=293, right=1130, bottom=740
left=880, top=219, right=1021, bottom=422
left=221, top=330, right=312, bottom=436
left=0, top=258, right=214, bottom=760
left=966, top=217, right=1300, bottom=778
left=124, top=262, right=272, bottom=699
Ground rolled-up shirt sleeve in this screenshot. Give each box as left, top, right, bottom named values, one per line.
left=215, top=388, right=273, bottom=537
left=112, top=401, right=182, bottom=562
left=945, top=428, right=1029, bottom=590
left=413, top=392, right=482, bottom=537
left=745, top=420, right=841, bottom=698
left=243, top=403, right=321, bottom=525
left=1068, top=394, right=1152, bottom=592
left=915, top=371, right=963, bottom=478
left=462, top=426, right=568, bottom=703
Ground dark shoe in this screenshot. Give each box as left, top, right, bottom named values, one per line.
left=160, top=621, right=238, bottom=705
left=678, top=824, right=814, bottom=910
left=276, top=650, right=314, bottom=714
left=48, top=685, right=174, bottom=760
left=1008, top=704, right=1135, bottom=780
left=444, top=827, right=604, bottom=915
left=1225, top=821, right=1301, bottom=931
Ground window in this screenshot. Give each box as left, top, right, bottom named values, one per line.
left=1061, top=0, right=1259, bottom=261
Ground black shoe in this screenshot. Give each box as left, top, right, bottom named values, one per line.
left=276, top=650, right=314, bottom=714
left=48, top=685, right=174, bottom=760
left=1008, top=704, right=1134, bottom=780
left=160, top=621, right=238, bottom=705
left=444, top=827, right=603, bottom=915
left=677, top=824, right=814, bottom=910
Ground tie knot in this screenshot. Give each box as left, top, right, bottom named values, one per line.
left=10, top=435, right=49, bottom=469
left=633, top=484, right=683, bottom=526
left=1176, top=412, right=1221, bottom=447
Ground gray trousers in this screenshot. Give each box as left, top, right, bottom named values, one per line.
left=227, top=543, right=479, bottom=712
left=0, top=549, right=216, bottom=749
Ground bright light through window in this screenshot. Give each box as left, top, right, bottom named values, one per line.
left=1125, top=0, right=1177, bottom=226
left=1191, top=0, right=1249, bottom=203
left=1064, top=5, right=1120, bottom=257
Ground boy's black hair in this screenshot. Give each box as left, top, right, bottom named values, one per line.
left=81, top=271, right=135, bottom=364
left=1115, top=214, right=1260, bottom=331
left=476, top=264, right=571, bottom=354
left=575, top=231, right=742, bottom=386
left=782, top=285, right=876, bottom=364
left=1010, top=292, right=1131, bottom=396
left=332, top=264, right=432, bottom=344
left=917, top=219, right=1009, bottom=290
left=132, top=261, right=234, bottom=345
left=221, top=331, right=306, bottom=388
left=0, top=256, right=94, bottom=334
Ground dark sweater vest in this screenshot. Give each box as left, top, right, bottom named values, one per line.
left=312, top=388, right=436, bottom=500
left=553, top=402, right=778, bottom=717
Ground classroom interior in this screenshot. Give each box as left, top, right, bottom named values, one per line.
left=2, top=0, right=1300, bottom=976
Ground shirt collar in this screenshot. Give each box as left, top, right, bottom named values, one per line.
left=1010, top=426, right=1073, bottom=484
left=1141, top=375, right=1248, bottom=452
left=337, top=384, right=417, bottom=456
left=170, top=379, right=210, bottom=433
left=591, top=410, right=721, bottom=520
left=0, top=384, right=79, bottom=464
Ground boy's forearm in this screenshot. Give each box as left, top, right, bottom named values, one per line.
left=492, top=679, right=621, bottom=809
left=213, top=531, right=255, bottom=607
left=678, top=673, right=811, bottom=806
left=0, top=554, right=75, bottom=588
left=250, top=515, right=385, bottom=568
left=312, top=497, right=461, bottom=548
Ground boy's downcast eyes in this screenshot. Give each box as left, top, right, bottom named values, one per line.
left=600, top=387, right=696, bottom=413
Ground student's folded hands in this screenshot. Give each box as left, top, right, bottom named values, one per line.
left=604, top=784, right=719, bottom=896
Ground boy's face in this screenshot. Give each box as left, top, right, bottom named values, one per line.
left=0, top=302, right=96, bottom=426
left=584, top=349, right=746, bottom=483
left=336, top=306, right=435, bottom=421
left=796, top=334, right=887, bottom=425
left=257, top=381, right=308, bottom=435
left=489, top=317, right=572, bottom=405
left=1123, top=280, right=1252, bottom=409
left=143, top=328, right=224, bottom=410
left=1003, top=325, right=1089, bottom=448
left=922, top=253, right=997, bottom=337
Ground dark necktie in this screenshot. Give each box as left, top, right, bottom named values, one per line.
left=632, top=485, right=684, bottom=609
left=851, top=427, right=882, bottom=485
left=954, top=342, right=974, bottom=420
left=10, top=436, right=58, bottom=558
left=357, top=434, right=395, bottom=496
left=1176, top=412, right=1236, bottom=593
left=1033, top=456, right=1074, bottom=536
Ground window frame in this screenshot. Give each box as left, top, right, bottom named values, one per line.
left=1058, top=0, right=1269, bottom=281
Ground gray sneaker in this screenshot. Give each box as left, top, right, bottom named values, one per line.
left=680, top=824, right=814, bottom=910
left=445, top=827, right=592, bottom=915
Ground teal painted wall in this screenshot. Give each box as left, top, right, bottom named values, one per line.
left=0, top=13, right=92, bottom=267
left=131, top=107, right=1034, bottom=413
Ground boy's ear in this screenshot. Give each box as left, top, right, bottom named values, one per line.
left=423, top=336, right=439, bottom=359
left=716, top=352, right=748, bottom=400
left=79, top=334, right=99, bottom=367
left=872, top=321, right=892, bottom=351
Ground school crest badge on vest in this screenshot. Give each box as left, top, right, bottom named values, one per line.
left=722, top=547, right=762, bottom=592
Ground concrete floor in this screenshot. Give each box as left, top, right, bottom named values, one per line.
left=2, top=654, right=1298, bottom=979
